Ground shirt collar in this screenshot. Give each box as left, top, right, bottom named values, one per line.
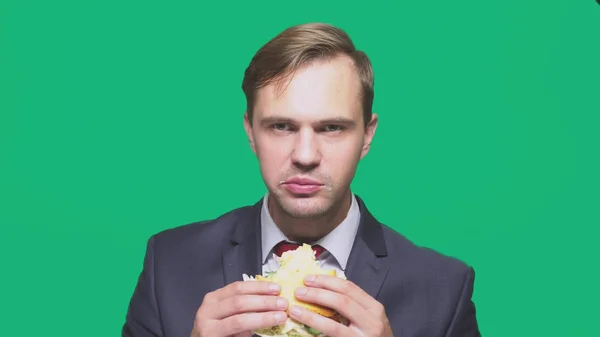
left=260, top=194, right=291, bottom=264
left=260, top=193, right=361, bottom=270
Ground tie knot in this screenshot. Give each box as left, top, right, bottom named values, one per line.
left=274, top=241, right=326, bottom=258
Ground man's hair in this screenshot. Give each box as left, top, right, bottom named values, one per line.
left=241, top=22, right=374, bottom=127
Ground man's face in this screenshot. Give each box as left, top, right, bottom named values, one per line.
left=244, top=56, right=377, bottom=219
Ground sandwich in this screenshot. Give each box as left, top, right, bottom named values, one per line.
left=242, top=244, right=349, bottom=337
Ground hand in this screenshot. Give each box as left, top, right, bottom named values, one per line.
left=190, top=280, right=289, bottom=337
left=288, top=275, right=394, bottom=337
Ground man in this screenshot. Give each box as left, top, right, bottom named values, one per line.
left=122, top=22, right=481, bottom=337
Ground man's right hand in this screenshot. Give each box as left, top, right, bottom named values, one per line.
left=190, top=280, right=289, bottom=337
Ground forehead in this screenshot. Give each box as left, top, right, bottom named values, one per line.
left=253, top=56, right=362, bottom=122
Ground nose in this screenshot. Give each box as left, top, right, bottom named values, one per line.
left=291, top=128, right=321, bottom=169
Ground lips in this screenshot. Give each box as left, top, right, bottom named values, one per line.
left=284, top=177, right=323, bottom=186
left=282, top=177, right=324, bottom=194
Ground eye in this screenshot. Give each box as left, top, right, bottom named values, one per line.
left=322, top=125, right=344, bottom=132
left=271, top=123, right=292, bottom=131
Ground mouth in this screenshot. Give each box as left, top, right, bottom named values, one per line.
left=283, top=177, right=323, bottom=185
left=281, top=177, right=324, bottom=195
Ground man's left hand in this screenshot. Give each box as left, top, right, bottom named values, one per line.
left=289, top=274, right=394, bottom=337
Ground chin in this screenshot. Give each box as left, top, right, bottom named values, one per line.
left=276, top=195, right=332, bottom=219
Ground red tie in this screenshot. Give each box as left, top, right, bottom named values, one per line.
left=274, top=241, right=326, bottom=258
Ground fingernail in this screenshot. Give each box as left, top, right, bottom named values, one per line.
left=277, top=297, right=288, bottom=309
left=290, top=306, right=302, bottom=317
left=270, top=283, right=280, bottom=293
left=274, top=312, right=287, bottom=322
left=304, top=275, right=315, bottom=283
left=295, top=287, right=307, bottom=296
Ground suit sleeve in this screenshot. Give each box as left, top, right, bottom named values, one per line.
left=444, top=267, right=481, bottom=337
left=122, top=235, right=164, bottom=337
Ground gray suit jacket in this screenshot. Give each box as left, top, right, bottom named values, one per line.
left=122, top=196, right=481, bottom=337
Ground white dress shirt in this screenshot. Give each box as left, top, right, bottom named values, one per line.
left=260, top=193, right=361, bottom=278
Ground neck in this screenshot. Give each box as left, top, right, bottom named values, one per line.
left=268, top=190, right=353, bottom=243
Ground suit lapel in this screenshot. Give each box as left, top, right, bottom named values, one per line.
left=345, top=196, right=389, bottom=301
left=222, top=200, right=263, bottom=285
left=220, top=200, right=265, bottom=337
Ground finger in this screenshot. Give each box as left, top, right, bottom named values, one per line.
left=214, top=295, right=289, bottom=319
left=304, top=275, right=379, bottom=311
left=295, top=286, right=373, bottom=330
left=289, top=305, right=357, bottom=337
left=206, top=280, right=281, bottom=302
left=217, top=311, right=288, bottom=336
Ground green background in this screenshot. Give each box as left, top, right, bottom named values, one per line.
left=1, top=0, right=599, bottom=335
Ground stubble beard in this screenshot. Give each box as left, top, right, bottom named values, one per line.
left=269, top=170, right=335, bottom=219
left=271, top=187, right=335, bottom=220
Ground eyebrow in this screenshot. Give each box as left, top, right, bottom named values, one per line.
left=259, top=116, right=357, bottom=127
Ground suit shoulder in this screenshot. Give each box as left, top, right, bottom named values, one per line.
left=148, top=204, right=255, bottom=249
left=381, top=224, right=473, bottom=278
left=374, top=223, right=479, bottom=335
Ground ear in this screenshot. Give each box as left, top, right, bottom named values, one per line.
left=243, top=112, right=256, bottom=154
left=360, top=113, right=378, bottom=159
